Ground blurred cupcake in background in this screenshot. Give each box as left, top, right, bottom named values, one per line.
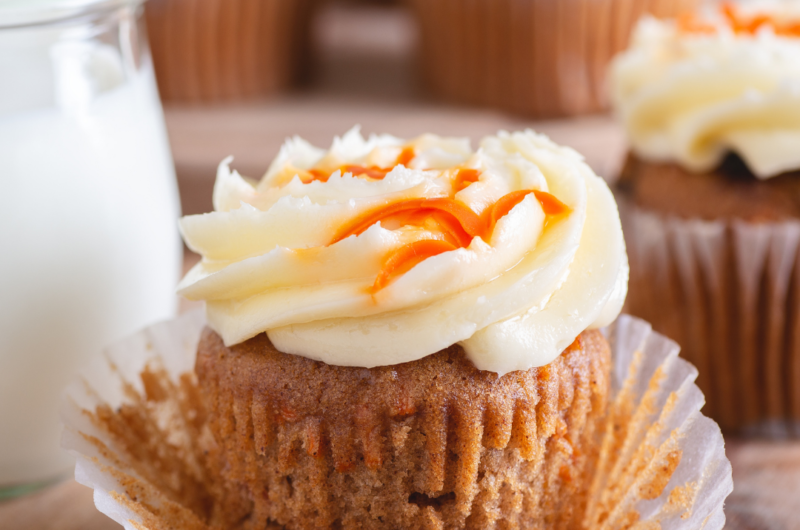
left=145, top=0, right=314, bottom=103
left=408, top=0, right=697, bottom=118
left=612, top=2, right=800, bottom=435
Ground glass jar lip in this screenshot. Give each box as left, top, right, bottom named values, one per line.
left=0, top=0, right=143, bottom=29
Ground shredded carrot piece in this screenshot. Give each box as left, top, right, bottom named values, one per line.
left=678, top=4, right=800, bottom=37
left=331, top=197, right=486, bottom=244
left=722, top=3, right=763, bottom=34
left=721, top=3, right=742, bottom=30
left=486, top=191, right=526, bottom=229
left=371, top=239, right=457, bottom=292
left=747, top=14, right=772, bottom=33
left=329, top=178, right=570, bottom=291
left=452, top=168, right=481, bottom=192
left=396, top=146, right=416, bottom=167
left=341, top=165, right=391, bottom=180
left=677, top=12, right=717, bottom=34
left=486, top=190, right=570, bottom=233
left=304, top=169, right=331, bottom=183
left=533, top=190, right=571, bottom=216
left=719, top=2, right=800, bottom=36
left=303, top=165, right=388, bottom=183
left=428, top=210, right=474, bottom=247
left=300, top=145, right=417, bottom=184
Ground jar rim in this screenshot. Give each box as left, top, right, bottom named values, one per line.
left=0, top=0, right=142, bottom=29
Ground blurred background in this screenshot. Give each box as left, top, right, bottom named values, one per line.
left=2, top=0, right=800, bottom=528
left=152, top=0, right=645, bottom=218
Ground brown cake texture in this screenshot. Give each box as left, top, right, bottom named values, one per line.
left=195, top=327, right=611, bottom=529
left=620, top=154, right=800, bottom=433
left=619, top=153, right=800, bottom=222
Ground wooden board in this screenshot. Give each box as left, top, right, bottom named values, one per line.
left=724, top=440, right=800, bottom=529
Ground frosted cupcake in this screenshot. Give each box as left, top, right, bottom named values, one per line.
left=176, top=128, right=627, bottom=528
left=61, top=129, right=733, bottom=530
left=611, top=3, right=800, bottom=434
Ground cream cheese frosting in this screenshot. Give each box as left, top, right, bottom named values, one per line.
left=178, top=128, right=628, bottom=375
left=610, top=4, right=800, bottom=179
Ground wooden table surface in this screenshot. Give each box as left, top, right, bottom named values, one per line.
left=3, top=94, right=799, bottom=529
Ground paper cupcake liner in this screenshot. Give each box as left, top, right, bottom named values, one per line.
left=623, top=202, right=800, bottom=437
left=144, top=0, right=313, bottom=103
left=60, top=311, right=731, bottom=529
left=408, top=0, right=697, bottom=118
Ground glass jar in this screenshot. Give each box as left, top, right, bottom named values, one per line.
left=0, top=0, right=181, bottom=496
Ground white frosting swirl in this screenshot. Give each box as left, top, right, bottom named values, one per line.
left=178, top=128, right=628, bottom=375
left=610, top=8, right=800, bottom=178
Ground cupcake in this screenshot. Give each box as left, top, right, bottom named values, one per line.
left=610, top=3, right=800, bottom=434
left=175, top=128, right=628, bottom=528
left=408, top=0, right=697, bottom=117
left=144, top=0, right=313, bottom=102
left=60, top=130, right=732, bottom=530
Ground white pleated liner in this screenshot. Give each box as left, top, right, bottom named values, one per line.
left=60, top=309, right=207, bottom=530
left=60, top=311, right=732, bottom=529
left=624, top=203, right=800, bottom=436
left=589, top=316, right=731, bottom=529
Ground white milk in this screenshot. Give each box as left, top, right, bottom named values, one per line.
left=0, top=17, right=181, bottom=486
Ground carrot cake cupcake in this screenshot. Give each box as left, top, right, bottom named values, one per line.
left=175, top=128, right=629, bottom=528
left=611, top=2, right=800, bottom=434
left=60, top=129, right=734, bottom=530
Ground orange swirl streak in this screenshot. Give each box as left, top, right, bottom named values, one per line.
left=486, top=190, right=570, bottom=233
left=337, top=189, right=570, bottom=292
left=371, top=239, right=458, bottom=293
left=331, top=198, right=486, bottom=245
left=302, top=146, right=418, bottom=184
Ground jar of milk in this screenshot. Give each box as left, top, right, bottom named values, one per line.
left=0, top=0, right=181, bottom=496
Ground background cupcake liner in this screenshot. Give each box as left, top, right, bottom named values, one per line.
left=60, top=311, right=731, bottom=529
left=623, top=204, right=800, bottom=437
left=407, top=0, right=696, bottom=118
left=144, top=0, right=314, bottom=103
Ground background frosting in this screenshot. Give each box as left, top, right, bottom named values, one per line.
left=179, top=128, right=628, bottom=375
left=610, top=11, right=800, bottom=178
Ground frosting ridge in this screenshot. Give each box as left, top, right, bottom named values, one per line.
left=610, top=5, right=800, bottom=178
left=179, top=128, right=628, bottom=375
